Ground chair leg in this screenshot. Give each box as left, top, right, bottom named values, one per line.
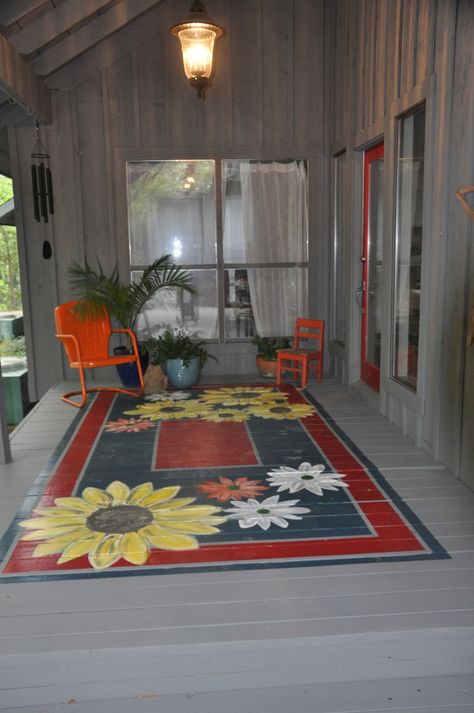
left=61, top=364, right=88, bottom=408
left=301, top=358, right=308, bottom=389
left=276, top=355, right=282, bottom=386
left=61, top=360, right=144, bottom=408
left=135, top=353, right=145, bottom=397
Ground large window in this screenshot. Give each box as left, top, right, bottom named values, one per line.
left=392, top=105, right=426, bottom=391
left=127, top=160, right=308, bottom=341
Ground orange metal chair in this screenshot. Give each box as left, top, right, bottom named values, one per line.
left=54, top=300, right=144, bottom=408
left=276, top=318, right=325, bottom=389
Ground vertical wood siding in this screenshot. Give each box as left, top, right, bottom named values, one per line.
left=329, top=0, right=442, bottom=142
left=326, top=0, right=474, bottom=484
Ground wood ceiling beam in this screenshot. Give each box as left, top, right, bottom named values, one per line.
left=0, top=33, right=51, bottom=123
left=10, top=0, right=114, bottom=55
left=31, top=0, right=165, bottom=77
left=0, top=0, right=47, bottom=29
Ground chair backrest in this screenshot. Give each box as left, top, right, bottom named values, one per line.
left=294, top=318, right=324, bottom=351
left=55, top=300, right=112, bottom=363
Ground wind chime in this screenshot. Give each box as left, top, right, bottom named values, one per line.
left=31, top=120, right=54, bottom=258
left=31, top=121, right=54, bottom=223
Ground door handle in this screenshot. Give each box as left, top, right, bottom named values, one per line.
left=355, top=288, right=364, bottom=313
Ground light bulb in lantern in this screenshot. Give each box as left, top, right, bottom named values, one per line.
left=171, top=2, right=224, bottom=99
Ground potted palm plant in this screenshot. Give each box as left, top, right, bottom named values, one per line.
left=67, top=255, right=196, bottom=387
left=252, top=334, right=291, bottom=378
left=146, top=327, right=215, bottom=388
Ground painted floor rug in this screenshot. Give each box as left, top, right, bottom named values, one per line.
left=0, top=385, right=448, bottom=582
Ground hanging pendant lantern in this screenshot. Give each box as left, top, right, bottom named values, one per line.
left=30, top=121, right=54, bottom=224
left=171, top=0, right=224, bottom=99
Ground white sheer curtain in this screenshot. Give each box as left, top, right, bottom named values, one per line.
left=239, top=161, right=308, bottom=336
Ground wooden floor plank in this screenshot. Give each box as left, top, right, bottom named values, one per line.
left=0, top=631, right=473, bottom=708
left=2, top=567, right=474, bottom=616
left=1, top=675, right=473, bottom=712
left=2, top=611, right=474, bottom=656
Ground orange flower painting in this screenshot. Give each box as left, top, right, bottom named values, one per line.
left=196, top=476, right=268, bottom=503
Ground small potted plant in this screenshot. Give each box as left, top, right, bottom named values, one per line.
left=146, top=327, right=215, bottom=388
left=252, top=334, right=291, bottom=378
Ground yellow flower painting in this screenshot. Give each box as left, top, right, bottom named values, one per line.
left=123, top=387, right=314, bottom=423
left=249, top=402, right=315, bottom=420
left=198, top=387, right=285, bottom=406
left=19, top=481, right=225, bottom=570
left=124, top=400, right=206, bottom=421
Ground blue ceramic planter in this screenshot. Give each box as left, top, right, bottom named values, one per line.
left=165, top=357, right=201, bottom=388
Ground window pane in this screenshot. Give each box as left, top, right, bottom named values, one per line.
left=222, top=160, right=308, bottom=263
left=224, top=267, right=307, bottom=339
left=392, top=106, right=425, bottom=391
left=133, top=269, right=218, bottom=341
left=127, top=160, right=216, bottom=265
left=333, top=153, right=347, bottom=345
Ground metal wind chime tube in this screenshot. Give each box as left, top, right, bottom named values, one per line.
left=31, top=121, right=54, bottom=223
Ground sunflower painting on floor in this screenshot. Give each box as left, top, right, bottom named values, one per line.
left=122, top=399, right=208, bottom=421
left=122, top=386, right=315, bottom=425
left=198, top=386, right=287, bottom=406
left=19, top=482, right=225, bottom=570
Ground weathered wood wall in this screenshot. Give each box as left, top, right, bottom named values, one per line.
left=325, top=0, right=474, bottom=485
left=10, top=0, right=326, bottom=397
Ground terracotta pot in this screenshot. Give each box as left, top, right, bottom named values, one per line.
left=256, top=356, right=278, bottom=378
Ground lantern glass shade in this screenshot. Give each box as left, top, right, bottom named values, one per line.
left=176, top=25, right=218, bottom=80
left=171, top=2, right=224, bottom=98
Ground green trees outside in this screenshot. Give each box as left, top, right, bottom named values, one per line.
left=0, top=175, right=21, bottom=313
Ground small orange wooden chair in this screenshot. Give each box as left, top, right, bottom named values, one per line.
left=276, top=318, right=325, bottom=389
left=54, top=300, right=144, bottom=408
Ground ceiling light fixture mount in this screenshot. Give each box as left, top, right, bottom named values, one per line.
left=171, top=0, right=225, bottom=99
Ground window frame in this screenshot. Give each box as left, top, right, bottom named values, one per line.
left=380, top=74, right=435, bottom=417
left=126, top=157, right=309, bottom=343
left=391, top=103, right=426, bottom=393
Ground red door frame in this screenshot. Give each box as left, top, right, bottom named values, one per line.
left=361, top=141, right=384, bottom=391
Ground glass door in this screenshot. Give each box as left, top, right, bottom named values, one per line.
left=361, top=142, right=384, bottom=390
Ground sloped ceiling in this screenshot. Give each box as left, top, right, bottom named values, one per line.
left=0, top=0, right=165, bottom=132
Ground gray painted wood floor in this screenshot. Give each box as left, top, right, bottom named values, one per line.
left=0, top=379, right=473, bottom=712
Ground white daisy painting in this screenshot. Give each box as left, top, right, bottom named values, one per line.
left=224, top=495, right=310, bottom=530
left=266, top=462, right=349, bottom=497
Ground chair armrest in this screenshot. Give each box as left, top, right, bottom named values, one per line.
left=55, top=333, right=83, bottom=363
left=111, top=328, right=141, bottom=356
